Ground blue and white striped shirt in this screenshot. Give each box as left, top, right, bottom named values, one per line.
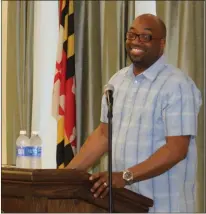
left=100, top=55, right=202, bottom=212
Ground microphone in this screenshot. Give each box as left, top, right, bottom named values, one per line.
left=104, top=84, right=114, bottom=113
left=104, top=84, right=114, bottom=213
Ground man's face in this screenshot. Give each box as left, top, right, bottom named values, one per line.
left=126, top=17, right=165, bottom=68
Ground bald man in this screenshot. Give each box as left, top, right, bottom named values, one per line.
left=66, top=14, right=202, bottom=212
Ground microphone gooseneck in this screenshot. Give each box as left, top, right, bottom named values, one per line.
left=104, top=84, right=114, bottom=116
left=104, top=84, right=114, bottom=213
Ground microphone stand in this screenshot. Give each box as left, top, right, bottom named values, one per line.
left=107, top=95, right=113, bottom=213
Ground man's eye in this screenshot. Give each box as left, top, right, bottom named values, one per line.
left=127, top=32, right=136, bottom=39
left=129, top=32, right=135, bottom=36
left=140, top=34, right=151, bottom=41
left=142, top=35, right=150, bottom=39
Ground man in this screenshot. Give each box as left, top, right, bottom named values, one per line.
left=66, top=14, right=202, bottom=212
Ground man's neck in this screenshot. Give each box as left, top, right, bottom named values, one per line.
left=132, top=59, right=154, bottom=76
left=133, top=55, right=163, bottom=76
left=133, top=66, right=146, bottom=76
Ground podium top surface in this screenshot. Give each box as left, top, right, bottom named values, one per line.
left=2, top=166, right=89, bottom=183
left=2, top=166, right=153, bottom=212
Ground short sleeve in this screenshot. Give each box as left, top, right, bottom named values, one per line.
left=100, top=94, right=108, bottom=123
left=162, top=80, right=202, bottom=136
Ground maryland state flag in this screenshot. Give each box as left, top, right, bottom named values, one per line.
left=52, top=0, right=76, bottom=168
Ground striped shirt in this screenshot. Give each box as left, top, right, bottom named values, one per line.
left=100, top=55, right=202, bottom=212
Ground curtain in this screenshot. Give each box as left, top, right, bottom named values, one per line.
left=74, top=1, right=135, bottom=171
left=2, top=1, right=8, bottom=164
left=156, top=1, right=205, bottom=212
left=32, top=1, right=59, bottom=168
left=6, top=1, right=34, bottom=164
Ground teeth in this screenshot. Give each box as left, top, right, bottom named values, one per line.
left=131, top=48, right=144, bottom=54
left=132, top=48, right=143, bottom=51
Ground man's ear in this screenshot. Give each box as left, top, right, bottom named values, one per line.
left=160, top=38, right=166, bottom=49
left=159, top=39, right=166, bottom=55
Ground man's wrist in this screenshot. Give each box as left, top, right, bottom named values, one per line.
left=122, top=169, right=134, bottom=185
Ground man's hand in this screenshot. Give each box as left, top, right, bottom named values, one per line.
left=89, top=172, right=126, bottom=199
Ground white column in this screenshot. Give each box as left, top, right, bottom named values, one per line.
left=32, top=1, right=59, bottom=168
left=2, top=1, right=8, bottom=164
left=135, top=1, right=156, bottom=17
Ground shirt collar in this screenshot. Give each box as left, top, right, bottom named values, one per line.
left=126, top=55, right=167, bottom=82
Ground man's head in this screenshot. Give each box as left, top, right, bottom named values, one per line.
left=126, top=14, right=166, bottom=69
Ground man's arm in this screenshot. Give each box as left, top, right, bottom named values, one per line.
left=65, top=122, right=108, bottom=171
left=131, top=79, right=201, bottom=181
left=128, top=135, right=190, bottom=182
left=89, top=135, right=190, bottom=198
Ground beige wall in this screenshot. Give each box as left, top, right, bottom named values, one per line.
left=2, top=1, right=8, bottom=164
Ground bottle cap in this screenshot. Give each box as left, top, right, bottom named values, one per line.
left=20, top=130, right=26, bottom=135
left=31, top=131, right=39, bottom=135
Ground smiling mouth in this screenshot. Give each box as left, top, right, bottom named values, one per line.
left=130, top=48, right=145, bottom=56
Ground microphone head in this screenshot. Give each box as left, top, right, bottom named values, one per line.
left=104, top=84, right=114, bottom=93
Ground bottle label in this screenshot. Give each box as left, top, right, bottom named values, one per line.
left=16, top=146, right=25, bottom=157
left=16, top=146, right=42, bottom=157
left=28, top=146, right=42, bottom=157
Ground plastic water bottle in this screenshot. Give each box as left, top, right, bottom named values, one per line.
left=16, top=130, right=30, bottom=168
left=30, top=131, right=42, bottom=169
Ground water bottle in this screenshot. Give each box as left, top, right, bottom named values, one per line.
left=30, top=131, right=42, bottom=169
left=16, top=130, right=30, bottom=168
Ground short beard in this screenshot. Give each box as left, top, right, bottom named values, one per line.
left=128, top=54, right=146, bottom=68
left=128, top=53, right=161, bottom=70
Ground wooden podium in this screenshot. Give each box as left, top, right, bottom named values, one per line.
left=1, top=166, right=153, bottom=213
